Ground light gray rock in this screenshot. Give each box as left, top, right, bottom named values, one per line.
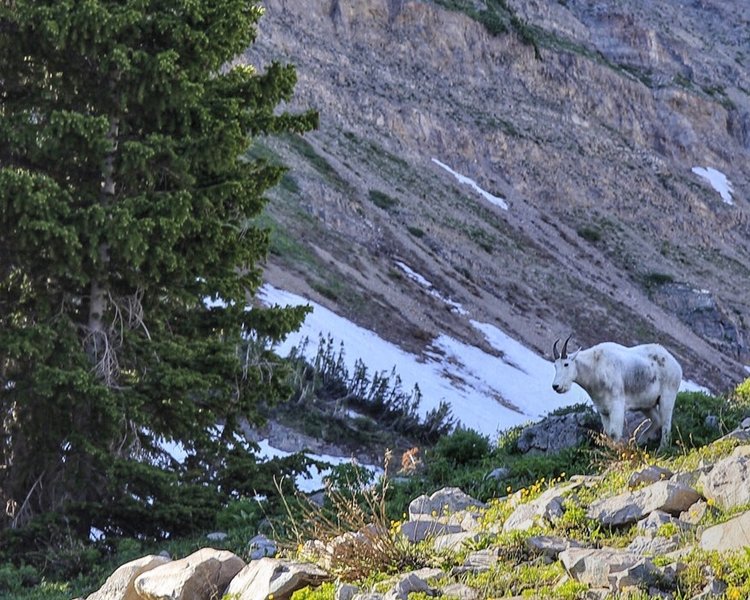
left=248, top=533, right=277, bottom=560
left=224, top=557, right=329, bottom=600
left=559, top=547, right=656, bottom=590
left=440, top=582, right=480, bottom=600
left=627, top=535, right=679, bottom=555
left=502, top=483, right=577, bottom=532
left=408, top=487, right=484, bottom=520
left=628, top=465, right=673, bottom=489
left=698, top=446, right=750, bottom=509
left=432, top=530, right=482, bottom=552
left=400, top=518, right=463, bottom=543
left=134, top=548, right=244, bottom=600
left=679, top=500, right=712, bottom=525
left=587, top=480, right=701, bottom=526
left=636, top=510, right=692, bottom=535
left=206, top=531, right=228, bottom=542
left=336, top=582, right=360, bottom=600
left=524, top=535, right=584, bottom=559
left=700, top=509, right=750, bottom=552
left=451, top=548, right=500, bottom=575
left=383, top=571, right=435, bottom=600
left=86, top=555, right=171, bottom=600
left=485, top=467, right=510, bottom=481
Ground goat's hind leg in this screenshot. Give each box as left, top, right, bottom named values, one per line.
left=658, top=390, right=677, bottom=450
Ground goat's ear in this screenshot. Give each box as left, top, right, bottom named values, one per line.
left=569, top=347, right=582, bottom=360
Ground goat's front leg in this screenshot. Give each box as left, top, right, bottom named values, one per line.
left=607, top=401, right=626, bottom=442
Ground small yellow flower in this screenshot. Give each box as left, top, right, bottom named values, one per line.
left=506, top=486, right=512, bottom=493
left=707, top=497, right=716, bottom=506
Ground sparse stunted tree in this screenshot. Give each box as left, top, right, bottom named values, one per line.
left=0, top=0, right=317, bottom=542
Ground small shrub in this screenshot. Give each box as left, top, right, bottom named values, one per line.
left=431, top=428, right=491, bottom=466
left=406, top=226, right=425, bottom=238
left=576, top=226, right=602, bottom=243
left=368, top=189, right=399, bottom=211
left=644, top=272, right=674, bottom=287
left=0, top=563, right=40, bottom=594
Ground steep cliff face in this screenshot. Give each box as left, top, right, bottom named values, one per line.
left=245, top=0, right=750, bottom=393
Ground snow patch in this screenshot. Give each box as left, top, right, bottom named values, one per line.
left=258, top=284, right=583, bottom=437
left=432, top=158, right=509, bottom=210
left=692, top=166, right=734, bottom=205
left=255, top=439, right=382, bottom=493
left=394, top=260, right=467, bottom=314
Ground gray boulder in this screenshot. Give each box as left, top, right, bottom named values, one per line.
left=224, top=557, right=329, bottom=600
left=559, top=547, right=656, bottom=591
left=587, top=480, right=701, bottom=526
left=698, top=445, right=750, bottom=509
left=502, top=482, right=578, bottom=532
left=628, top=465, right=673, bottom=489
left=134, top=548, right=244, bottom=600
left=408, top=487, right=484, bottom=520
left=516, top=409, right=597, bottom=453
left=700, top=509, right=750, bottom=552
left=86, top=555, right=171, bottom=600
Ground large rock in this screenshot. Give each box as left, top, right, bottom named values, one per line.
left=400, top=519, right=463, bottom=543
left=87, top=555, right=171, bottom=600
left=408, top=487, right=484, bottom=520
left=224, top=557, right=329, bottom=600
left=383, top=571, right=436, bottom=600
left=559, top=548, right=656, bottom=590
left=516, top=409, right=598, bottom=453
left=700, top=509, right=750, bottom=552
left=502, top=483, right=578, bottom=532
left=587, top=481, right=701, bottom=526
left=698, top=446, right=750, bottom=510
left=134, top=548, right=244, bottom=600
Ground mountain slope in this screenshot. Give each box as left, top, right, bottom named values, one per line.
left=244, top=0, right=750, bottom=393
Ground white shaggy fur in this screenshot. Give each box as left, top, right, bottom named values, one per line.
left=551, top=338, right=682, bottom=450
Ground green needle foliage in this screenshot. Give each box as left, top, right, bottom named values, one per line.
left=0, top=0, right=318, bottom=549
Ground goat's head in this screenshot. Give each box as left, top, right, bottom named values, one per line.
left=551, top=335, right=580, bottom=393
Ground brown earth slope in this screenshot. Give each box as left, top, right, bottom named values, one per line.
left=243, top=0, right=750, bottom=393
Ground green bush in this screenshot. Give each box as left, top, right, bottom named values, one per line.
left=368, top=190, right=399, bottom=210
left=671, top=391, right=747, bottom=450
left=431, top=428, right=491, bottom=466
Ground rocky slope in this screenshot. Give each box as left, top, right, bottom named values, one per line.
left=81, top=423, right=750, bottom=599
left=243, top=0, right=750, bottom=395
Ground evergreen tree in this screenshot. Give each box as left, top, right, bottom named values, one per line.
left=0, top=1, right=317, bottom=541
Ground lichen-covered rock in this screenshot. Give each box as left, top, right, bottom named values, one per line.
left=700, top=509, right=750, bottom=552
left=134, top=548, right=244, bottom=600
left=87, top=555, right=171, bottom=600
left=559, top=547, right=656, bottom=590
left=224, top=557, right=329, bottom=600
left=587, top=481, right=701, bottom=526
left=698, top=445, right=750, bottom=509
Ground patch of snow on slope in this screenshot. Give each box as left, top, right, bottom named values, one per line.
left=692, top=166, right=734, bottom=205
left=256, top=439, right=382, bottom=493
left=258, top=285, right=583, bottom=437
left=394, top=260, right=467, bottom=314
left=432, top=158, right=509, bottom=210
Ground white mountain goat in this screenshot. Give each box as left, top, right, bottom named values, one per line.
left=551, top=336, right=682, bottom=450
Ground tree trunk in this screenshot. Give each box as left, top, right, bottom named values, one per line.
left=86, top=117, right=118, bottom=379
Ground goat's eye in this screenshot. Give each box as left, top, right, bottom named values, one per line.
left=563, top=362, right=569, bottom=367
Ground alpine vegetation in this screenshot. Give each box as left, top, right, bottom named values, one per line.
left=551, top=336, right=682, bottom=450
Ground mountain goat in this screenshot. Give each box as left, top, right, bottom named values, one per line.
left=551, top=336, right=682, bottom=450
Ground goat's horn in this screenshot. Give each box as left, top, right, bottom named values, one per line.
left=561, top=334, right=573, bottom=359
left=553, top=338, right=561, bottom=360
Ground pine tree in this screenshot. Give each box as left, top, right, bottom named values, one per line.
left=0, top=1, right=317, bottom=540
